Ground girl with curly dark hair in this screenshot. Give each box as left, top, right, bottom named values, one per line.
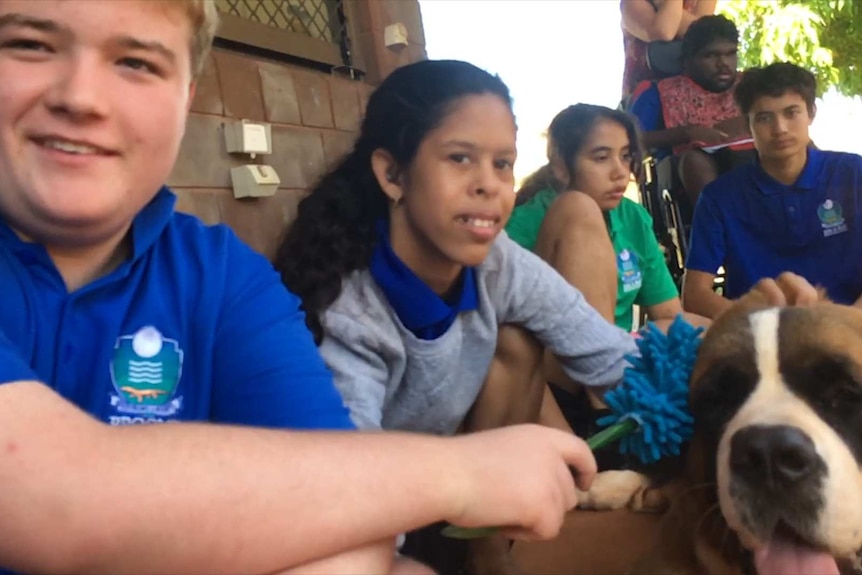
left=274, top=59, right=637, bottom=575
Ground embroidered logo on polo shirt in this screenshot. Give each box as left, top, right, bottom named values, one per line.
left=818, top=199, right=848, bottom=238
left=109, top=326, right=184, bottom=422
left=618, top=249, right=643, bottom=293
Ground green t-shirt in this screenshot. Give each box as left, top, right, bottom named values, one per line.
left=506, top=188, right=559, bottom=252
left=506, top=188, right=679, bottom=331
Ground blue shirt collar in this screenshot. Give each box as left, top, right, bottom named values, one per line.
left=131, top=186, right=176, bottom=258
left=0, top=217, right=21, bottom=249
left=752, top=147, right=823, bottom=195
left=369, top=221, right=478, bottom=339
left=0, top=186, right=176, bottom=284
left=0, top=186, right=175, bottom=256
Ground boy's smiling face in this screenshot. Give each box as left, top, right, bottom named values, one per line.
left=0, top=0, right=196, bottom=247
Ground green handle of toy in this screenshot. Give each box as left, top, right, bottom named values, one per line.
left=440, top=418, right=639, bottom=540
left=584, top=417, right=638, bottom=451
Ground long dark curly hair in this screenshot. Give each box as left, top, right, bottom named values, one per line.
left=274, top=59, right=512, bottom=343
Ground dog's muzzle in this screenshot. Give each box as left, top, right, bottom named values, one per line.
left=728, top=424, right=827, bottom=539
left=730, top=424, right=823, bottom=491
left=727, top=424, right=843, bottom=574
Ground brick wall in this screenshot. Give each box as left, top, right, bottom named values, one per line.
left=168, top=0, right=427, bottom=257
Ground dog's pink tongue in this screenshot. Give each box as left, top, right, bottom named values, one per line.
left=754, top=539, right=839, bottom=575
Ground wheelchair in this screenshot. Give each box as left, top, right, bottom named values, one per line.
left=623, top=40, right=690, bottom=290
left=629, top=40, right=727, bottom=294
left=639, top=155, right=690, bottom=291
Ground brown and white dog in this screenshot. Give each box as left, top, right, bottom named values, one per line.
left=632, top=273, right=862, bottom=575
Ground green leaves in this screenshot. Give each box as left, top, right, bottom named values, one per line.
left=720, top=0, right=862, bottom=96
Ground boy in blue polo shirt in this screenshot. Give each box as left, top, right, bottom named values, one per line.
left=0, top=4, right=353, bottom=430
left=683, top=62, right=862, bottom=319
left=0, top=2, right=602, bottom=575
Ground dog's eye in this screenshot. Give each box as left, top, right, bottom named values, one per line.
left=803, top=358, right=862, bottom=410
left=691, top=364, right=757, bottom=431
left=818, top=382, right=862, bottom=410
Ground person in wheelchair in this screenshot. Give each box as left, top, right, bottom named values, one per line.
left=629, top=14, right=755, bottom=207
left=683, top=63, right=862, bottom=319
left=621, top=0, right=716, bottom=99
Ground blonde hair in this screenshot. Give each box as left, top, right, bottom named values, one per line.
left=158, top=0, right=220, bottom=78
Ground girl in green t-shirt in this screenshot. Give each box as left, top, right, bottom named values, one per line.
left=506, top=105, right=709, bottom=448
left=507, top=103, right=708, bottom=333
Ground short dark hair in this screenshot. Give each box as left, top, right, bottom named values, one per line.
left=734, top=62, right=817, bottom=115
left=680, top=14, right=739, bottom=61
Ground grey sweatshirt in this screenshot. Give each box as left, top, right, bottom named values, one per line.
left=319, top=232, right=638, bottom=434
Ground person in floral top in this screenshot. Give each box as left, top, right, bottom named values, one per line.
left=620, top=0, right=716, bottom=99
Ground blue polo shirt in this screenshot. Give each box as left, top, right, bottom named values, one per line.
left=0, top=187, right=354, bottom=429
left=686, top=148, right=862, bottom=302
left=370, top=221, right=478, bottom=340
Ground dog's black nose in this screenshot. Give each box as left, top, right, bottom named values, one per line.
left=730, top=425, right=819, bottom=486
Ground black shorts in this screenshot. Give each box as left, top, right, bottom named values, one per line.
left=400, top=522, right=470, bottom=575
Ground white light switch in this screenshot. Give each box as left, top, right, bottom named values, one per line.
left=243, top=124, right=269, bottom=154
left=224, top=119, right=272, bottom=156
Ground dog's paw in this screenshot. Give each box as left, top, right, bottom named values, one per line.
left=576, top=470, right=668, bottom=513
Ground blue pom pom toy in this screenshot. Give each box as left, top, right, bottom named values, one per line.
left=591, top=315, right=703, bottom=464
left=442, top=315, right=703, bottom=540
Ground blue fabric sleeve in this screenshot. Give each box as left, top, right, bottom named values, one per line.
left=629, top=84, right=663, bottom=133
left=685, top=187, right=726, bottom=274
left=210, top=236, right=354, bottom=430
left=0, top=328, right=38, bottom=385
